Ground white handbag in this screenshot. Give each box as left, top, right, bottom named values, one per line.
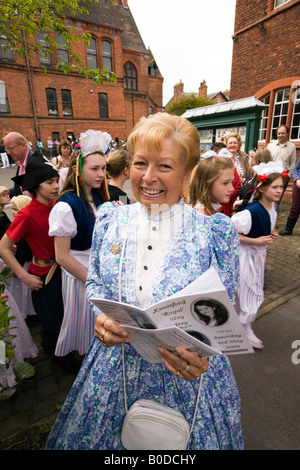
left=118, top=228, right=203, bottom=450
left=120, top=347, right=203, bottom=450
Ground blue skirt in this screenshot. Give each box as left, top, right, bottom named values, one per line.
left=46, top=339, right=243, bottom=450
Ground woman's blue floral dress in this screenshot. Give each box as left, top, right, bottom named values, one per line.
left=46, top=200, right=244, bottom=450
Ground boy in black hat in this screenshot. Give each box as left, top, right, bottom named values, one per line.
left=0, top=156, right=79, bottom=373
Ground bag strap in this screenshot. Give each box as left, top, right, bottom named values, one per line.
left=119, top=224, right=203, bottom=436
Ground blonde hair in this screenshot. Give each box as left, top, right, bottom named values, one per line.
left=11, top=195, right=31, bottom=210
left=106, top=149, right=132, bottom=179
left=224, top=132, right=242, bottom=149
left=189, top=156, right=234, bottom=215
left=252, top=147, right=273, bottom=166
left=126, top=112, right=200, bottom=173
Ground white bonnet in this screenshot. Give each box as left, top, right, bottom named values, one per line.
left=218, top=148, right=233, bottom=158
left=253, top=161, right=284, bottom=177
left=201, top=150, right=217, bottom=159
left=80, top=129, right=111, bottom=157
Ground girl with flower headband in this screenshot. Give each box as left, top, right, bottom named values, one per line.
left=232, top=161, right=287, bottom=349
left=48, top=129, right=110, bottom=357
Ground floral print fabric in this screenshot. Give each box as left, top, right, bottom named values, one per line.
left=46, top=200, right=243, bottom=450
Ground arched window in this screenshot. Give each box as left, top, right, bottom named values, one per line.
left=123, top=62, right=137, bottom=90
left=86, top=37, right=98, bottom=70
left=0, top=81, right=9, bottom=113
left=102, top=40, right=112, bottom=73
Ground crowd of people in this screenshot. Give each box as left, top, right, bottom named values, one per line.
left=0, top=117, right=298, bottom=450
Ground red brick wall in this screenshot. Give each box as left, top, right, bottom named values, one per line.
left=0, top=8, right=162, bottom=150
left=230, top=0, right=300, bottom=100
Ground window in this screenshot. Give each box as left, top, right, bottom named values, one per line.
left=148, top=63, right=157, bottom=77
left=123, top=62, right=137, bottom=90
left=56, top=33, right=68, bottom=64
left=98, top=93, right=108, bottom=119
left=102, top=40, right=112, bottom=72
left=258, top=94, right=270, bottom=141
left=61, top=89, right=73, bottom=116
left=0, top=36, right=13, bottom=61
left=37, top=31, right=52, bottom=65
left=86, top=37, right=97, bottom=69
left=271, top=89, right=290, bottom=139
left=46, top=88, right=58, bottom=115
left=274, top=0, right=289, bottom=8
left=291, top=88, right=300, bottom=140
left=0, top=81, right=9, bottom=113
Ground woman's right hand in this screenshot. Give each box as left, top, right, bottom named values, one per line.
left=95, top=313, right=130, bottom=348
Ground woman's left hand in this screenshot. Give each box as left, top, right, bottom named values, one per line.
left=158, top=346, right=209, bottom=381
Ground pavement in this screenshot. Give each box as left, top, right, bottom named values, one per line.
left=0, top=165, right=299, bottom=450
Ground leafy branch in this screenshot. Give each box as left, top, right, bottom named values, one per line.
left=0, top=0, right=117, bottom=84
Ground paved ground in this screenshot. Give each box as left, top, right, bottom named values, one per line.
left=0, top=165, right=299, bottom=450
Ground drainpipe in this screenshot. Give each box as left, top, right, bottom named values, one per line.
left=22, top=31, right=39, bottom=140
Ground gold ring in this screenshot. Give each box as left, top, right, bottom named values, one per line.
left=184, top=363, right=190, bottom=373
left=196, top=358, right=203, bottom=368
left=100, top=329, right=107, bottom=344
left=176, top=369, right=182, bottom=378
left=100, top=339, right=107, bottom=347
left=101, top=317, right=108, bottom=328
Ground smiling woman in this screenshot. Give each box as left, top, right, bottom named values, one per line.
left=46, top=113, right=243, bottom=451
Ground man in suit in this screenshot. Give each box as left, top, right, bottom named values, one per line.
left=3, top=132, right=41, bottom=197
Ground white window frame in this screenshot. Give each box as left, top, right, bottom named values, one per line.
left=258, top=94, right=270, bottom=142
left=291, top=88, right=300, bottom=141
left=270, top=88, right=290, bottom=140
left=274, top=0, right=289, bottom=8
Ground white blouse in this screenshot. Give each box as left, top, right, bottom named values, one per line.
left=135, top=203, right=183, bottom=306
left=49, top=201, right=98, bottom=272
left=231, top=202, right=277, bottom=235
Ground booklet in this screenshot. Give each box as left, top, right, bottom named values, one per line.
left=90, top=267, right=254, bottom=363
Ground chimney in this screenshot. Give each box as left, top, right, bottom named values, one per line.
left=174, top=80, right=184, bottom=100
left=198, top=80, right=208, bottom=98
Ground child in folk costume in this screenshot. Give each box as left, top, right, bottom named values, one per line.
left=6, top=195, right=36, bottom=319
left=0, top=157, right=79, bottom=373
left=0, top=191, right=38, bottom=367
left=189, top=155, right=235, bottom=215
left=48, top=130, right=110, bottom=356
left=231, top=161, right=286, bottom=349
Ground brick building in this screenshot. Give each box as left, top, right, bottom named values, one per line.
left=230, top=0, right=300, bottom=152
left=0, top=0, right=163, bottom=151
left=165, top=79, right=229, bottom=109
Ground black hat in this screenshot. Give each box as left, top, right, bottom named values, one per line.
left=12, top=155, right=59, bottom=191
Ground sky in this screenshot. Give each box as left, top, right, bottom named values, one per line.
left=128, top=0, right=237, bottom=106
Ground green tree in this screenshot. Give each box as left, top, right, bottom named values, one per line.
left=0, top=0, right=117, bottom=84
left=166, top=94, right=213, bottom=116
